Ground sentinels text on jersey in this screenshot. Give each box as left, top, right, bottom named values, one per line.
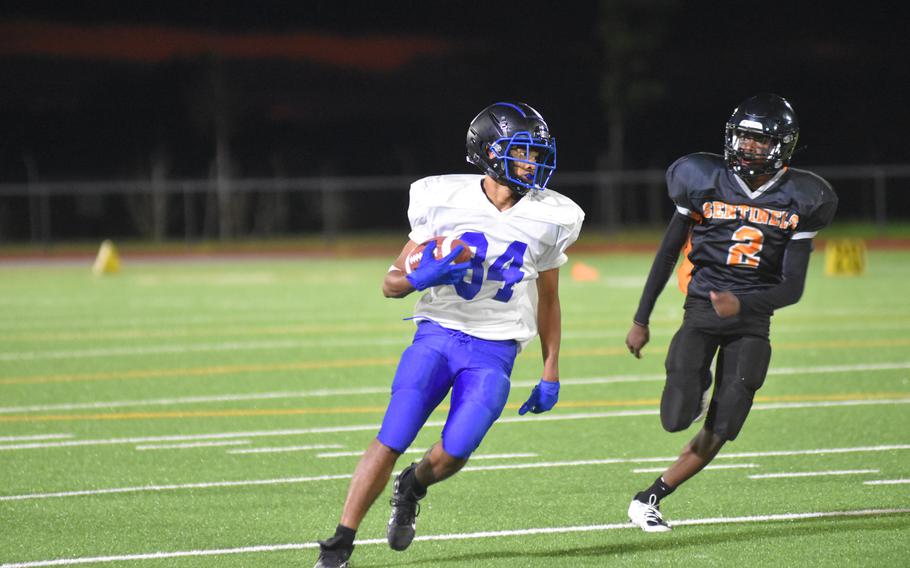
left=670, top=153, right=837, bottom=299
left=407, top=174, right=584, bottom=348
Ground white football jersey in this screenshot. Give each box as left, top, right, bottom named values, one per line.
left=407, top=174, right=585, bottom=348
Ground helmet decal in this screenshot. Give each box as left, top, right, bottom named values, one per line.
left=737, top=119, right=764, bottom=131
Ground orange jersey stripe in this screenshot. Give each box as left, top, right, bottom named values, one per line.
left=676, top=232, right=694, bottom=294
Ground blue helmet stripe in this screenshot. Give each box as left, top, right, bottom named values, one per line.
left=493, top=102, right=528, bottom=117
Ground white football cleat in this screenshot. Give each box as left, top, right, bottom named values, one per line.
left=628, top=494, right=672, bottom=532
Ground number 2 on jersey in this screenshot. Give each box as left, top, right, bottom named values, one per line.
left=727, top=226, right=764, bottom=268
left=455, top=231, right=528, bottom=302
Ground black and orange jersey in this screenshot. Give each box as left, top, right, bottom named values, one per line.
left=668, top=153, right=837, bottom=300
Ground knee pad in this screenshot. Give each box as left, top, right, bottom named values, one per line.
left=378, top=343, right=450, bottom=453
left=660, top=326, right=716, bottom=432
left=660, top=374, right=704, bottom=432
left=441, top=368, right=511, bottom=458
left=737, top=337, right=772, bottom=392
left=441, top=401, right=497, bottom=458
left=708, top=337, right=771, bottom=440
left=661, top=364, right=713, bottom=433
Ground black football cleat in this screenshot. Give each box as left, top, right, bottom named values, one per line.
left=387, top=463, right=424, bottom=551
left=314, top=535, right=353, bottom=568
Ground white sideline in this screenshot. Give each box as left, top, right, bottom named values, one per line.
left=2, top=508, right=908, bottom=567
left=3, top=444, right=908, bottom=502
left=2, top=398, right=910, bottom=452
left=749, top=469, right=879, bottom=479
left=633, top=463, right=758, bottom=473
left=2, top=360, right=908, bottom=414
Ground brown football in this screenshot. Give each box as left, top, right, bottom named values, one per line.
left=405, top=236, right=473, bottom=274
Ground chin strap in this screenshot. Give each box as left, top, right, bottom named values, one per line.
left=510, top=185, right=530, bottom=197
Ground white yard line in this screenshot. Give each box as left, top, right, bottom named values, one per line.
left=0, top=337, right=408, bottom=362
left=0, top=425, right=382, bottom=452
left=753, top=399, right=910, bottom=411
left=467, top=453, right=539, bottom=460
left=316, top=447, right=427, bottom=458
left=0, top=387, right=392, bottom=414
left=633, top=463, right=758, bottom=473
left=4, top=444, right=907, bottom=502
left=135, top=440, right=251, bottom=451
left=766, top=361, right=910, bottom=376
left=315, top=449, right=537, bottom=459
left=1, top=508, right=908, bottom=567
left=716, top=444, right=910, bottom=459
left=863, top=479, right=910, bottom=485
left=749, top=469, right=880, bottom=479
left=227, top=444, right=344, bottom=454
left=3, top=361, right=908, bottom=415
left=2, top=399, right=910, bottom=452
left=0, top=474, right=353, bottom=502
left=0, top=310, right=387, bottom=332
left=0, top=434, right=73, bottom=442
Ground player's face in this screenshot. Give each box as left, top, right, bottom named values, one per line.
left=508, top=147, right=540, bottom=184
left=735, top=132, right=773, bottom=165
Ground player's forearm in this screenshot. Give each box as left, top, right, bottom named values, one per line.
left=738, top=239, right=812, bottom=314
left=633, top=213, right=692, bottom=325
left=537, top=294, right=561, bottom=381
left=382, top=269, right=416, bottom=298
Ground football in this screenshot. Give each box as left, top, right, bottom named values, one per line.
left=405, top=236, right=473, bottom=274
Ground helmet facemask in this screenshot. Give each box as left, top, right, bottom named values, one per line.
left=466, top=101, right=558, bottom=195
left=725, top=126, right=796, bottom=178
left=723, top=94, right=799, bottom=180
left=489, top=131, right=557, bottom=195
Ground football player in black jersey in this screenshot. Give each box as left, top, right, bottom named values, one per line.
left=624, top=94, right=838, bottom=531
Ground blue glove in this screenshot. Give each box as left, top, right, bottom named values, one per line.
left=518, top=379, right=560, bottom=415
left=406, top=242, right=470, bottom=291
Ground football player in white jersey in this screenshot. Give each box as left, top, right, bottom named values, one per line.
left=314, top=101, right=585, bottom=568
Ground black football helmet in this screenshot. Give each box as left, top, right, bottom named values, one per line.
left=466, top=102, right=557, bottom=195
left=724, top=93, right=799, bottom=179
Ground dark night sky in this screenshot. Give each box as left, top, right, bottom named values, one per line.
left=1, top=1, right=908, bottom=184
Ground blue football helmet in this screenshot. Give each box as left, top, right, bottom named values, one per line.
left=466, top=102, right=557, bottom=194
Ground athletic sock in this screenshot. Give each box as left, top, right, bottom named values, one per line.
left=635, top=476, right=676, bottom=505
left=399, top=465, right=427, bottom=498
left=322, top=524, right=356, bottom=550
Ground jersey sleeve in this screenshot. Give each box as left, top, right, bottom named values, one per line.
left=537, top=206, right=585, bottom=272
left=738, top=238, right=812, bottom=314
left=792, top=176, right=838, bottom=239
left=666, top=156, right=699, bottom=218
left=633, top=212, right=694, bottom=325
left=406, top=179, right=434, bottom=244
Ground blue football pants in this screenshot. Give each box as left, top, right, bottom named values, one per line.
left=377, top=321, right=518, bottom=459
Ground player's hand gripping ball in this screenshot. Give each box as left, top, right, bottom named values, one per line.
left=405, top=236, right=473, bottom=274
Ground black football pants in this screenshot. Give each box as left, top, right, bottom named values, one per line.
left=661, top=296, right=772, bottom=441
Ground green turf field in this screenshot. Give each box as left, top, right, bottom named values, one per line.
left=1, top=250, right=908, bottom=567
